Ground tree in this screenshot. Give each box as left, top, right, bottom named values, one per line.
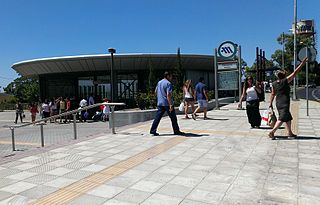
left=147, top=60, right=157, bottom=93
left=173, top=47, right=185, bottom=91
left=271, top=33, right=315, bottom=71
left=4, top=76, right=39, bottom=102
left=269, top=32, right=318, bottom=85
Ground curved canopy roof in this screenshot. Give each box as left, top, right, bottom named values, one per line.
left=12, top=53, right=216, bottom=76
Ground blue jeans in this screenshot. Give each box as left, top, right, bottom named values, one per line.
left=150, top=106, right=180, bottom=133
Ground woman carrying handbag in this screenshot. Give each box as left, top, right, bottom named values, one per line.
left=238, top=76, right=262, bottom=128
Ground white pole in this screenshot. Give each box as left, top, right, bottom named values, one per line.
left=306, top=48, right=309, bottom=116
left=238, top=45, right=242, bottom=102
left=293, top=0, right=297, bottom=100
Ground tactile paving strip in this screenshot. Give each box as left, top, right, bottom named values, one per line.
left=30, top=136, right=186, bottom=205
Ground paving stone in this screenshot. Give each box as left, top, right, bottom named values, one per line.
left=105, top=176, right=139, bottom=188
left=63, top=170, right=94, bottom=180
left=81, top=164, right=107, bottom=172
left=157, top=183, right=193, bottom=198
left=179, top=199, right=212, bottom=205
left=67, top=194, right=108, bottom=205
left=45, top=167, right=74, bottom=176
left=130, top=180, right=164, bottom=192
left=186, top=189, right=223, bottom=204
left=88, top=184, right=125, bottom=198
left=19, top=185, right=58, bottom=201
left=113, top=189, right=152, bottom=204
left=14, top=163, right=40, bottom=170
left=0, top=178, right=19, bottom=189
left=0, top=195, right=28, bottom=205
left=43, top=177, right=77, bottom=188
left=24, top=174, right=58, bottom=185
left=141, top=193, right=182, bottom=205
left=0, top=190, right=13, bottom=201
left=170, top=176, right=202, bottom=188
left=0, top=181, right=36, bottom=194
left=102, top=198, right=136, bottom=205
left=5, top=171, right=37, bottom=180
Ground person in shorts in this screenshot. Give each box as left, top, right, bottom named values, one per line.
left=182, top=79, right=195, bottom=119
left=192, top=77, right=209, bottom=120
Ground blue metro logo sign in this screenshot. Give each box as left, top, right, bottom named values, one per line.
left=218, top=41, right=237, bottom=59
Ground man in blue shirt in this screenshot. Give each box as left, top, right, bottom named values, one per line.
left=192, top=77, right=209, bottom=120
left=150, top=71, right=184, bottom=136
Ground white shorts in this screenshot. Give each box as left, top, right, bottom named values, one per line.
left=198, top=100, right=208, bottom=108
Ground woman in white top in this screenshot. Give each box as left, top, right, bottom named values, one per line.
left=238, top=76, right=262, bottom=128
left=183, top=80, right=195, bottom=119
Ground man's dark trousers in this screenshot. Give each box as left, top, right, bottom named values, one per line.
left=150, top=106, right=180, bottom=134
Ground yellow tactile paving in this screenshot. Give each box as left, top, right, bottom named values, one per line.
left=0, top=140, right=39, bottom=146
left=30, top=136, right=186, bottom=205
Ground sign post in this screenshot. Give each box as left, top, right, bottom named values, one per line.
left=238, top=45, right=242, bottom=102
left=215, top=41, right=239, bottom=108
left=298, top=46, right=316, bottom=116
left=214, top=48, right=219, bottom=109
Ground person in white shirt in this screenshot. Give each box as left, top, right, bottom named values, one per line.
left=238, top=76, right=262, bottom=128
left=182, top=80, right=195, bottom=119
left=42, top=99, right=50, bottom=122
left=79, top=97, right=88, bottom=122
left=79, top=98, right=87, bottom=108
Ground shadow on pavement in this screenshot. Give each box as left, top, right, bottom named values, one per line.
left=159, top=133, right=209, bottom=138
left=203, top=117, right=229, bottom=121
left=184, top=133, right=209, bottom=137
left=275, top=136, right=320, bottom=140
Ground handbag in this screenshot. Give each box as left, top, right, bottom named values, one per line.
left=267, top=108, right=277, bottom=128
left=178, top=102, right=184, bottom=112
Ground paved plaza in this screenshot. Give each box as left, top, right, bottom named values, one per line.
left=0, top=99, right=319, bottom=205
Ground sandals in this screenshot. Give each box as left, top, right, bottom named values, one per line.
left=268, top=132, right=275, bottom=140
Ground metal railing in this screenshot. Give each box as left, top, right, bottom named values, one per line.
left=7, top=102, right=125, bottom=151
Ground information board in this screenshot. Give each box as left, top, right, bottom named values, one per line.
left=218, top=70, right=238, bottom=90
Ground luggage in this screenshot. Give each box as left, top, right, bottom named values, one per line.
left=261, top=108, right=277, bottom=128
left=268, top=108, right=277, bottom=128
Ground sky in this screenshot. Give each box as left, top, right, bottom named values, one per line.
left=0, top=0, right=319, bottom=90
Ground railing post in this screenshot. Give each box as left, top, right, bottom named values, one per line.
left=10, top=127, right=15, bottom=151
left=73, top=113, right=77, bottom=140
left=40, top=123, right=44, bottom=147
left=109, top=105, right=116, bottom=134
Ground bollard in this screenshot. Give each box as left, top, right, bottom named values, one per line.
left=10, top=127, right=15, bottom=151
left=40, top=123, right=44, bottom=147
left=73, top=113, right=77, bottom=140
left=109, top=106, right=116, bottom=134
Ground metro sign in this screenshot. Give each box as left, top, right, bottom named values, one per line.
left=218, top=41, right=237, bottom=59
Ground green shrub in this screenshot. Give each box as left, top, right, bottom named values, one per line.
left=207, top=90, right=214, bottom=101
left=135, top=92, right=157, bottom=110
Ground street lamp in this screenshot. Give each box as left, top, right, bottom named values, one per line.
left=108, top=47, right=116, bottom=101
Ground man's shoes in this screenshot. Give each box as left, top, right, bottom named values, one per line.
left=174, top=131, right=185, bottom=135
left=191, top=113, right=196, bottom=120
left=150, top=132, right=159, bottom=136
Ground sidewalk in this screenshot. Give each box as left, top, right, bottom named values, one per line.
left=0, top=99, right=319, bottom=205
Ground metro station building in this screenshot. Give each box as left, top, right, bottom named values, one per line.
left=12, top=53, right=227, bottom=105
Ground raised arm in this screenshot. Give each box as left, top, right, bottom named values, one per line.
left=287, top=57, right=308, bottom=83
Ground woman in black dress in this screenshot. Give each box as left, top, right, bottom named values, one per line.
left=268, top=57, right=308, bottom=139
